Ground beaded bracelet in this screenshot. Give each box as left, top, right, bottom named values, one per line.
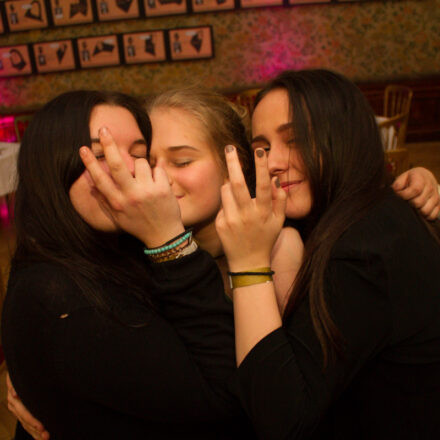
left=144, top=230, right=193, bottom=256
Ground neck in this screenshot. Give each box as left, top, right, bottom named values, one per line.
left=193, top=220, right=223, bottom=258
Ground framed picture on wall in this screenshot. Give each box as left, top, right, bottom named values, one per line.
left=168, top=26, right=213, bottom=61
left=239, top=0, right=282, bottom=8
left=4, top=0, right=49, bottom=32
left=288, top=0, right=329, bottom=3
left=0, top=44, right=33, bottom=77
left=143, top=0, right=187, bottom=18
left=191, top=0, right=234, bottom=13
left=122, top=30, right=166, bottom=64
left=32, top=39, right=76, bottom=73
left=48, top=0, right=95, bottom=27
left=76, top=34, right=121, bottom=69
left=96, top=0, right=141, bottom=22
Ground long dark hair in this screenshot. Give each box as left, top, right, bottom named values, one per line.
left=255, top=70, right=392, bottom=365
left=13, top=90, right=153, bottom=317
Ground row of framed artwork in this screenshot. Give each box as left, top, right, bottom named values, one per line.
left=0, top=25, right=213, bottom=77
left=0, top=0, right=356, bottom=34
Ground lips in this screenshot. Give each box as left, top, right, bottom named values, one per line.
left=280, top=180, right=303, bottom=191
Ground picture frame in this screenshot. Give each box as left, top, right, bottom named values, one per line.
left=121, top=30, right=167, bottom=65
left=168, top=26, right=213, bottom=61
left=76, top=34, right=121, bottom=69
left=0, top=44, right=33, bottom=77
left=142, top=0, right=188, bottom=18
left=96, top=0, right=141, bottom=22
left=4, top=0, right=49, bottom=32
left=191, top=0, right=235, bottom=13
left=32, top=39, right=76, bottom=73
left=288, top=0, right=330, bottom=3
left=48, top=0, right=95, bottom=27
left=239, top=0, right=282, bottom=8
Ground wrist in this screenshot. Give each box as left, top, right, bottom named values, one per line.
left=141, top=224, right=185, bottom=248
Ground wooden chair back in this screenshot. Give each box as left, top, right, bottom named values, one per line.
left=382, top=85, right=413, bottom=148
left=383, top=85, right=413, bottom=117
left=235, top=88, right=262, bottom=116
left=385, top=148, right=409, bottom=178
left=14, top=114, right=33, bottom=142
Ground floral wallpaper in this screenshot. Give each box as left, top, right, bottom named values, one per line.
left=0, top=0, right=439, bottom=111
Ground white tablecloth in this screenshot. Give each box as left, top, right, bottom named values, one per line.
left=376, top=116, right=397, bottom=151
left=0, top=142, right=20, bottom=197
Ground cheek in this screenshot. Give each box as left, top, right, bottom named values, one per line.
left=83, top=161, right=110, bottom=187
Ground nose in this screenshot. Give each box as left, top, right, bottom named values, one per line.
left=267, top=142, right=290, bottom=176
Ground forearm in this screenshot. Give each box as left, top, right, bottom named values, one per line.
left=233, top=282, right=282, bottom=366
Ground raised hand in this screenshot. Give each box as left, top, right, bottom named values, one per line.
left=79, top=126, right=184, bottom=247
left=215, top=146, right=286, bottom=272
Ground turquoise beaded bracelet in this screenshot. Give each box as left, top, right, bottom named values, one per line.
left=143, top=230, right=193, bottom=256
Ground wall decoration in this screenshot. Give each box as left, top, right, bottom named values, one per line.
left=289, top=0, right=330, bottom=3
left=239, top=0, right=282, bottom=8
left=77, top=34, right=121, bottom=69
left=96, top=0, right=141, bottom=22
left=49, top=0, right=95, bottom=27
left=0, top=44, right=33, bottom=77
left=168, top=26, right=213, bottom=61
left=122, top=30, right=166, bottom=64
left=4, top=0, right=49, bottom=32
left=191, top=0, right=235, bottom=13
left=32, top=39, right=76, bottom=73
left=143, top=0, right=187, bottom=18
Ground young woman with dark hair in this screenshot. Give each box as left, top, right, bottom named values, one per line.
left=1, top=90, right=255, bottom=439
left=216, top=69, right=440, bottom=439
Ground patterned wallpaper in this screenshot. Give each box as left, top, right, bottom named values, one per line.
left=0, top=0, right=439, bottom=111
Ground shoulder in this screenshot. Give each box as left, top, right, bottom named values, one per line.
left=271, top=227, right=304, bottom=270
left=333, top=190, right=432, bottom=260
left=6, top=261, right=88, bottom=315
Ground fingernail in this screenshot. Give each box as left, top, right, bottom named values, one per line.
left=275, top=178, right=281, bottom=188
left=79, top=147, right=88, bottom=157
left=255, top=148, right=264, bottom=158
left=225, top=145, right=234, bottom=153
left=99, top=126, right=108, bottom=136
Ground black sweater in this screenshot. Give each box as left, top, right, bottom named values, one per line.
left=238, top=192, right=440, bottom=439
left=2, top=249, right=254, bottom=439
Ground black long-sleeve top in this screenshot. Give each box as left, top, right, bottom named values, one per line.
left=2, top=249, right=254, bottom=439
left=238, top=191, right=440, bottom=439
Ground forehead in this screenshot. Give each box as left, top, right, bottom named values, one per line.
left=89, top=104, right=141, bottom=136
left=149, top=107, right=213, bottom=153
left=252, top=88, right=290, bottom=133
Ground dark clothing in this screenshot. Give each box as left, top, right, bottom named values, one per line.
left=238, top=191, right=440, bottom=439
left=2, top=249, right=254, bottom=439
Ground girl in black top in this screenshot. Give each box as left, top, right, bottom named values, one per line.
left=216, top=69, right=440, bottom=439
left=1, top=90, right=252, bottom=439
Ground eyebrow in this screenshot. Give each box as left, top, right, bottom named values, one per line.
left=90, top=138, right=147, bottom=146
left=166, top=145, right=199, bottom=152
left=251, top=123, right=295, bottom=144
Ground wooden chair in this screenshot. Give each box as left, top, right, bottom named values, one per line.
left=385, top=148, right=410, bottom=177
left=382, top=85, right=413, bottom=148
left=13, top=114, right=33, bottom=142
left=235, top=88, right=262, bottom=116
